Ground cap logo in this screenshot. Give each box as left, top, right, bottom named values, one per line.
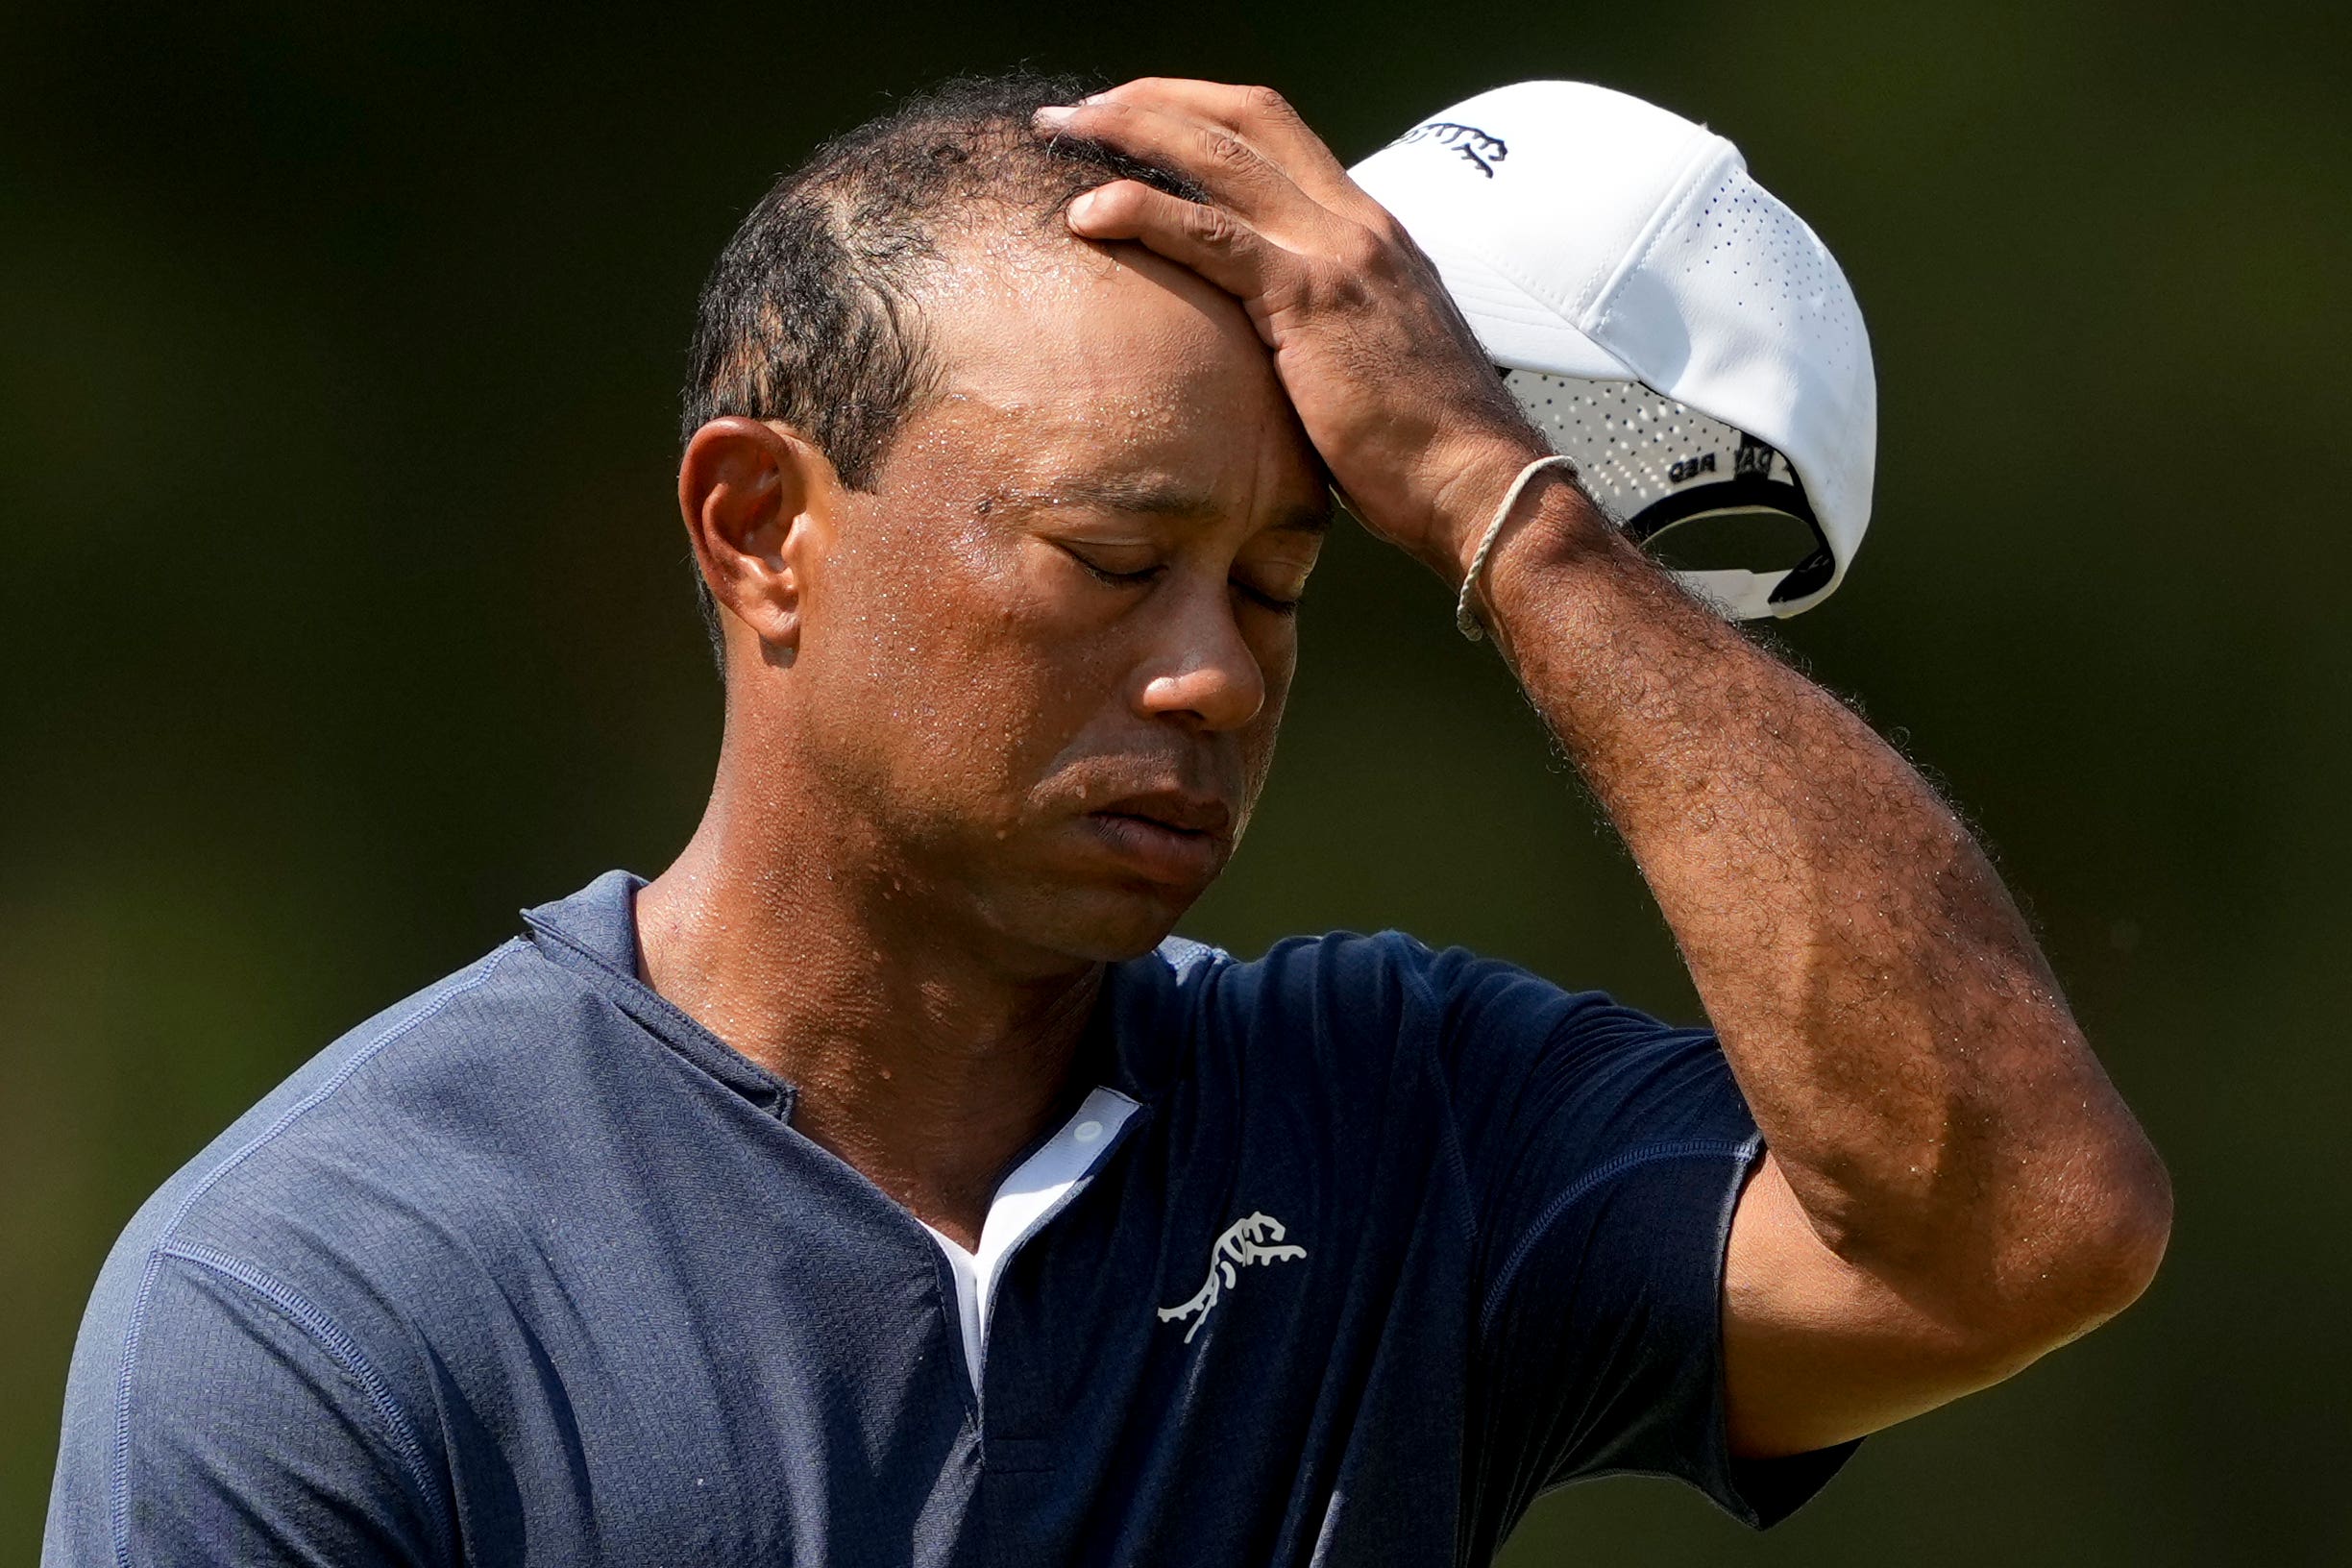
left=1734, top=433, right=1781, bottom=478
left=1393, top=120, right=1508, bottom=178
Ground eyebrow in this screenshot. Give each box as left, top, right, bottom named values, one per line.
left=981, top=476, right=1335, bottom=536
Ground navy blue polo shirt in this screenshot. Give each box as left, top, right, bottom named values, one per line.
left=46, top=871, right=1850, bottom=1566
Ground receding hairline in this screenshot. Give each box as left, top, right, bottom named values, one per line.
left=676, top=72, right=1214, bottom=673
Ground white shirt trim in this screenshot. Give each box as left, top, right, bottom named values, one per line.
left=920, top=1085, right=1140, bottom=1394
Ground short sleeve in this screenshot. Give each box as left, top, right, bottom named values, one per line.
left=1419, top=943, right=1854, bottom=1535
left=45, top=1244, right=449, bottom=1567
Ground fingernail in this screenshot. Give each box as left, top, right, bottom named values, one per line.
left=1033, top=106, right=1075, bottom=128
left=1068, top=189, right=1099, bottom=220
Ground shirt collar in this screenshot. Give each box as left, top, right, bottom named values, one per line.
left=521, top=870, right=795, bottom=1119
left=517, top=870, right=1221, bottom=1117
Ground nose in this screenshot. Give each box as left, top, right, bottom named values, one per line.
left=1134, top=584, right=1267, bottom=732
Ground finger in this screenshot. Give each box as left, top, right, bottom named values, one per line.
left=1085, top=80, right=1349, bottom=182
left=1035, top=98, right=1320, bottom=236
left=1061, top=179, right=1280, bottom=315
left=1080, top=78, right=1379, bottom=219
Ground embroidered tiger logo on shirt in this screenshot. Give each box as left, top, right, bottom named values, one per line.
left=1158, top=1212, right=1307, bottom=1343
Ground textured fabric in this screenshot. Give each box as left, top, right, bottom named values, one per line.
left=45, top=870, right=1851, bottom=1566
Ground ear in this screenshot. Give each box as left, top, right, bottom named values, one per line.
left=677, top=417, right=836, bottom=669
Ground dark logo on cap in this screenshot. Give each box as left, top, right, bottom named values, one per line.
left=1672, top=437, right=1781, bottom=487
left=1396, top=121, right=1507, bottom=178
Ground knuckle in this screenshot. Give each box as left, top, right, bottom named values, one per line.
left=1187, top=203, right=1239, bottom=246
left=1240, top=84, right=1294, bottom=120
left=1196, top=128, right=1258, bottom=172
left=1359, top=204, right=1408, bottom=245
left=1334, top=224, right=1388, bottom=274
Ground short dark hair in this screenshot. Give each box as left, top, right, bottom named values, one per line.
left=678, top=72, right=1204, bottom=670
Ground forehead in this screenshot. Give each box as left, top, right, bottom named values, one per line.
left=896, top=235, right=1324, bottom=510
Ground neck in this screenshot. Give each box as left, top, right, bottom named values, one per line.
left=635, top=747, right=1102, bottom=1251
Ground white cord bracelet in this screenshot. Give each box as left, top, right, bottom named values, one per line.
left=1455, top=453, right=1579, bottom=642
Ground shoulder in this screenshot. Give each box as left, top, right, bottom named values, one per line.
left=1149, top=930, right=1736, bottom=1122
left=1133, top=929, right=1624, bottom=1108
left=120, top=939, right=570, bottom=1243
left=1155, top=927, right=1603, bottom=1042
left=77, top=934, right=616, bottom=1365
left=55, top=938, right=604, bottom=1550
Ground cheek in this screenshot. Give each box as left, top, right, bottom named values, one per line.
left=812, top=527, right=1126, bottom=807
left=1232, top=625, right=1298, bottom=813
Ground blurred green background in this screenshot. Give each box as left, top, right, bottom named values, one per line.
left=4, top=1, right=2345, bottom=1561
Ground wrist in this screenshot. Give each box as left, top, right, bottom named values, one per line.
left=1416, top=436, right=1553, bottom=582
left=1482, top=466, right=1615, bottom=576
left=1443, top=451, right=1618, bottom=636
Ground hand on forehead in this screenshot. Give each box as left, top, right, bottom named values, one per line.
left=883, top=226, right=1327, bottom=531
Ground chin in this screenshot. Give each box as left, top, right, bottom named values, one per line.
left=991, top=879, right=1204, bottom=967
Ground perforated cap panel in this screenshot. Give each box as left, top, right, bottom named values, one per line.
left=1505, top=370, right=1799, bottom=524
left=1674, top=165, right=1864, bottom=400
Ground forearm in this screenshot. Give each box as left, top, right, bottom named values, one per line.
left=1470, top=470, right=2168, bottom=1315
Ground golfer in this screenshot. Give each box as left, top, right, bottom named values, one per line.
left=45, top=74, right=2169, bottom=1566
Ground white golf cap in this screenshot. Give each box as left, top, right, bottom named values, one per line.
left=1350, top=82, right=1876, bottom=619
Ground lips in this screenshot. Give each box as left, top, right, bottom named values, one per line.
left=1081, top=789, right=1234, bottom=886
left=1092, top=789, right=1234, bottom=837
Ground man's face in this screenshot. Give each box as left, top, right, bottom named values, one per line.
left=787, top=231, right=1329, bottom=966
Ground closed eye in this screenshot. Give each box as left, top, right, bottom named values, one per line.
left=1073, top=556, right=1165, bottom=589
left=1234, top=579, right=1303, bottom=615
left=1058, top=542, right=1305, bottom=613
left=1057, top=542, right=1166, bottom=588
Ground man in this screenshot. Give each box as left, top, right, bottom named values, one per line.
left=46, top=74, right=2169, bottom=1565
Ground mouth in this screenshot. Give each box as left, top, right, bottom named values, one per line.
left=1079, top=790, right=1235, bottom=887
